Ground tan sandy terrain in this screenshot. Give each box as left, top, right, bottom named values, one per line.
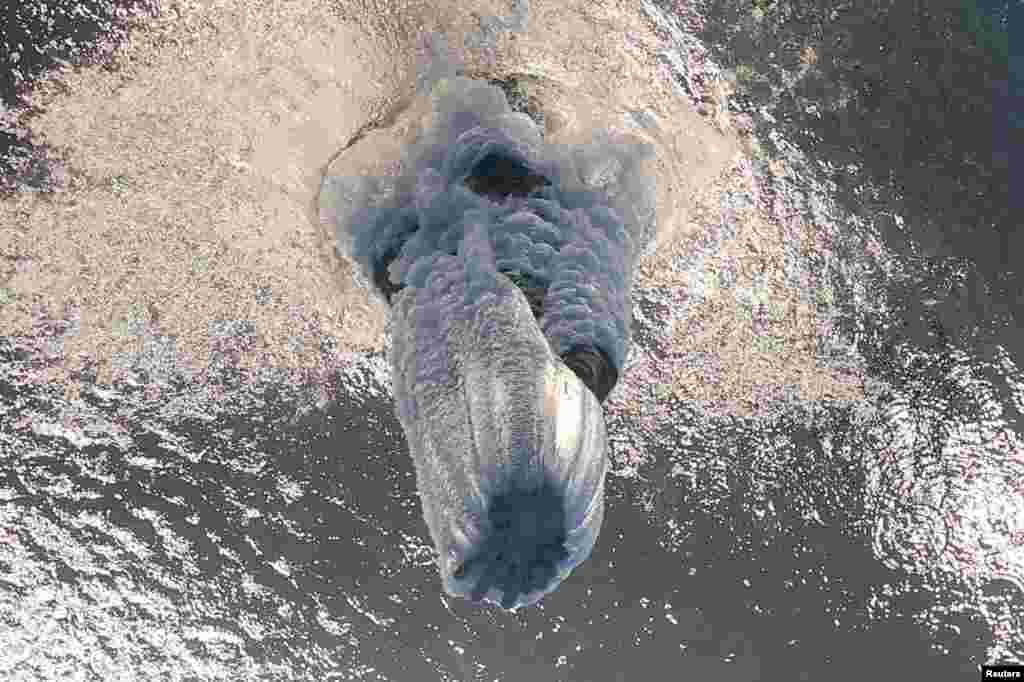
left=0, top=0, right=863, bottom=416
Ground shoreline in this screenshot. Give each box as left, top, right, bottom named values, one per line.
left=0, top=0, right=866, bottom=421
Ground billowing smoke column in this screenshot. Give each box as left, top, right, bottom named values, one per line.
left=320, top=43, right=657, bottom=608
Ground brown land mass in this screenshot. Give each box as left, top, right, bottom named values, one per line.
left=0, top=0, right=864, bottom=416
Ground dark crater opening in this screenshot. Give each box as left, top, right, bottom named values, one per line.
left=462, top=151, right=551, bottom=202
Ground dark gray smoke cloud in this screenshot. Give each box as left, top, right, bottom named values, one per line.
left=331, top=73, right=658, bottom=379
left=320, top=14, right=659, bottom=608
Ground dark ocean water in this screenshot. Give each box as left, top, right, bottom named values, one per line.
left=1, top=0, right=1021, bottom=680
